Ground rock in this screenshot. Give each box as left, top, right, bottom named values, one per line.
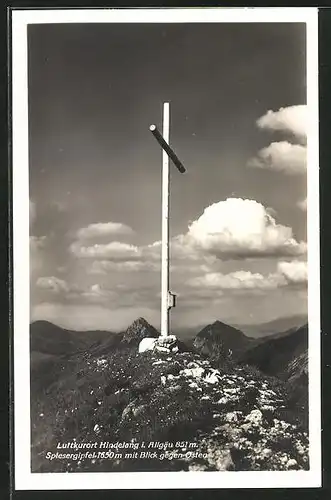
left=259, top=448, right=272, bottom=459
left=166, top=384, right=182, bottom=393
left=121, top=402, right=135, bottom=420
left=217, top=396, right=229, bottom=405
left=261, top=405, right=275, bottom=413
left=245, top=409, right=263, bottom=426
left=138, top=337, right=157, bottom=353
left=139, top=334, right=181, bottom=354
left=188, top=463, right=208, bottom=471
left=204, top=371, right=221, bottom=384
left=157, top=334, right=177, bottom=347
left=187, top=361, right=200, bottom=369
left=132, top=405, right=146, bottom=417
left=155, top=345, right=170, bottom=353
left=286, top=458, right=298, bottom=469
left=193, top=443, right=234, bottom=471
left=225, top=412, right=238, bottom=423
left=181, top=367, right=205, bottom=379
left=213, top=449, right=235, bottom=470
left=189, top=381, right=202, bottom=391
left=154, top=335, right=179, bottom=353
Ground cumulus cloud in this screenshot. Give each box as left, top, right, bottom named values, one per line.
left=187, top=270, right=281, bottom=291
left=70, top=198, right=306, bottom=286
left=78, top=283, right=118, bottom=303
left=87, top=254, right=212, bottom=276
left=248, top=104, right=308, bottom=179
left=256, top=105, right=307, bottom=141
left=73, top=198, right=306, bottom=276
left=184, top=198, right=306, bottom=259
left=71, top=238, right=162, bottom=274
left=248, top=141, right=306, bottom=174
left=70, top=241, right=142, bottom=260
left=36, top=276, right=70, bottom=294
left=186, top=260, right=307, bottom=293
left=35, top=275, right=119, bottom=305
left=297, top=198, right=307, bottom=211
left=277, top=260, right=307, bottom=286
left=89, top=260, right=160, bottom=274
left=76, top=222, right=134, bottom=240
left=145, top=238, right=202, bottom=262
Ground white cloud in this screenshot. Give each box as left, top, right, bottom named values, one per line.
left=68, top=197, right=306, bottom=308
left=256, top=105, right=307, bottom=141
left=297, top=197, right=307, bottom=211
left=36, top=276, right=70, bottom=294
left=187, top=270, right=281, bottom=291
left=186, top=260, right=307, bottom=294
left=70, top=241, right=142, bottom=260
left=184, top=198, right=306, bottom=259
left=78, top=283, right=118, bottom=303
left=35, top=275, right=120, bottom=305
left=72, top=238, right=162, bottom=273
left=248, top=141, right=306, bottom=174
left=76, top=222, right=134, bottom=240
left=277, top=260, right=307, bottom=285
left=76, top=198, right=306, bottom=275
left=89, top=259, right=160, bottom=274
left=145, top=237, right=202, bottom=262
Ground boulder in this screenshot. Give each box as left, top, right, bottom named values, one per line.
left=154, top=335, right=179, bottom=354
left=138, top=334, right=180, bottom=354
left=138, top=337, right=157, bottom=353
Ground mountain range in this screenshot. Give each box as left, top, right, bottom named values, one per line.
left=29, top=316, right=309, bottom=473
left=232, top=314, right=308, bottom=338
left=30, top=317, right=308, bottom=396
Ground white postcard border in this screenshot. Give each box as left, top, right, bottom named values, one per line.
left=12, top=7, right=321, bottom=490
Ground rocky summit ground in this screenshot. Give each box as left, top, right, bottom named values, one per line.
left=31, top=339, right=309, bottom=473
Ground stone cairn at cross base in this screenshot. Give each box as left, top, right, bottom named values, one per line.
left=138, top=334, right=179, bottom=354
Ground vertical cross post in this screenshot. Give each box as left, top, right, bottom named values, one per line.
left=149, top=103, right=186, bottom=339
left=161, top=102, right=170, bottom=337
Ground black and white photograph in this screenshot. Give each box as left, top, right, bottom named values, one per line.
left=12, top=8, right=320, bottom=490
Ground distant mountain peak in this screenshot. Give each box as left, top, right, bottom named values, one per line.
left=122, top=317, right=159, bottom=345
left=194, top=320, right=250, bottom=361
left=238, top=324, right=308, bottom=382
left=213, top=320, right=224, bottom=326
left=197, top=320, right=248, bottom=339
left=131, top=317, right=150, bottom=327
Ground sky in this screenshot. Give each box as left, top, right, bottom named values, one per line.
left=28, top=22, right=308, bottom=332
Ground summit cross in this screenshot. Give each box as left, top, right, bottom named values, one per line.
left=149, top=102, right=186, bottom=337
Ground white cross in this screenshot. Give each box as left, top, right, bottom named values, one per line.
left=149, top=102, right=186, bottom=337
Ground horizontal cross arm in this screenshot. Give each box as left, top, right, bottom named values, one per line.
left=149, top=124, right=186, bottom=174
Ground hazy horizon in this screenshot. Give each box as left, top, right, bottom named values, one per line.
left=29, top=312, right=308, bottom=339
